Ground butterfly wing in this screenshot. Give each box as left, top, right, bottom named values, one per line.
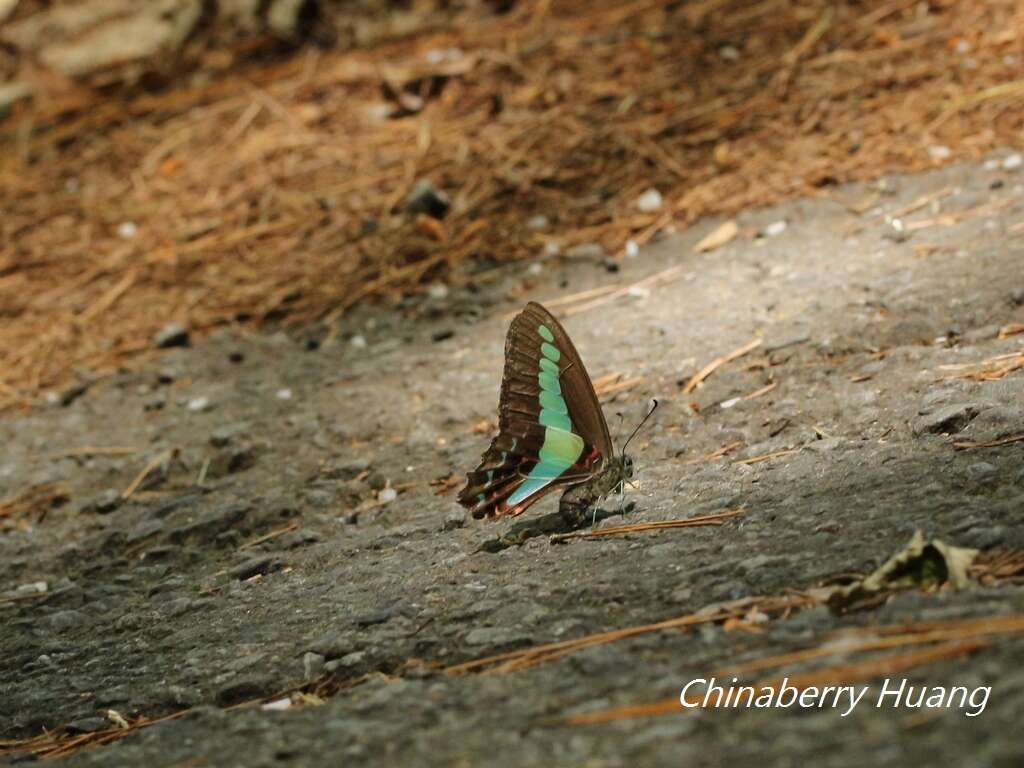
left=458, top=302, right=614, bottom=519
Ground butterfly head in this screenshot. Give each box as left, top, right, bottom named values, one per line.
left=621, top=453, right=635, bottom=480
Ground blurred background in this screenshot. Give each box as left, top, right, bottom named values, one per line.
left=1, top=0, right=1022, bottom=411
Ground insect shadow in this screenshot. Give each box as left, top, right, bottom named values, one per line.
left=476, top=500, right=637, bottom=553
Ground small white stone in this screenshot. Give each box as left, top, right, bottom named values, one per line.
left=1002, top=153, right=1022, bottom=171
left=275, top=388, right=292, bottom=400
left=427, top=283, right=449, bottom=300
left=261, top=697, right=292, bottom=712
left=763, top=220, right=787, bottom=237
left=720, top=397, right=741, bottom=410
left=425, top=47, right=463, bottom=64
left=187, top=396, right=211, bottom=412
left=350, top=334, right=367, bottom=349
left=64, top=177, right=80, bottom=194
left=927, top=145, right=951, bottom=160
left=624, top=239, right=639, bottom=258
left=364, top=103, right=391, bottom=122
left=954, top=40, right=971, bottom=54
left=378, top=487, right=397, bottom=503
left=16, top=581, right=48, bottom=594
left=527, top=262, right=543, bottom=275
left=527, top=215, right=550, bottom=231
left=719, top=45, right=740, bottom=61
left=983, top=158, right=1000, bottom=171
left=117, top=221, right=138, bottom=239
left=627, top=285, right=650, bottom=299
left=636, top=188, right=664, bottom=213
left=543, top=241, right=561, bottom=258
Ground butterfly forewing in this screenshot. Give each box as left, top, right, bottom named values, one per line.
left=458, top=302, right=614, bottom=519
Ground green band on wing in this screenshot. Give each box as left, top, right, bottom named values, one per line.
left=508, top=427, right=584, bottom=506
left=541, top=342, right=560, bottom=362
left=539, top=390, right=567, bottom=413
left=538, top=324, right=555, bottom=342
left=538, top=370, right=561, bottom=394
left=539, top=357, right=559, bottom=375
left=539, top=408, right=572, bottom=431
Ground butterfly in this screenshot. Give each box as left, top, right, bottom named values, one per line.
left=458, top=301, right=653, bottom=525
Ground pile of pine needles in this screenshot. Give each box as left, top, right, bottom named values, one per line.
left=2, top=0, right=1022, bottom=410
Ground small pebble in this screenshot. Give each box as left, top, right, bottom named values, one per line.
left=527, top=262, right=543, bottom=276
left=275, top=388, right=292, bottom=401
left=154, top=323, right=190, bottom=349
left=427, top=283, right=449, bottom=300
left=542, top=241, right=561, bottom=258
left=624, top=239, right=639, bottom=258
left=1003, top=153, right=1022, bottom=171
left=527, top=215, right=550, bottom=231
left=350, top=334, right=367, bottom=350
left=763, top=220, right=787, bottom=237
left=187, top=396, right=211, bottom=412
left=928, top=145, right=951, bottom=160
left=262, top=697, right=292, bottom=712
left=883, top=217, right=910, bottom=242
left=117, top=221, right=138, bottom=239
left=443, top=505, right=467, bottom=531
left=405, top=180, right=450, bottom=219
left=635, top=188, right=663, bottom=213
left=718, top=45, right=740, bottom=61
left=378, top=487, right=398, bottom=503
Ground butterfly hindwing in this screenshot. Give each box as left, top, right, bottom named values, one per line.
left=458, top=302, right=613, bottom=519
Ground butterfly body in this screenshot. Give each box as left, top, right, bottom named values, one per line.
left=459, top=302, right=630, bottom=524
left=558, top=454, right=634, bottom=526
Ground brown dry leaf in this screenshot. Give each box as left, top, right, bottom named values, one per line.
left=811, top=531, right=978, bottom=610
left=694, top=220, right=739, bottom=253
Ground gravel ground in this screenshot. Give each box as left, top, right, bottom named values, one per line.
left=2, top=156, right=1024, bottom=767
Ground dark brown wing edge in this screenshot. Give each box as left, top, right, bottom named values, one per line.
left=524, top=302, right=614, bottom=459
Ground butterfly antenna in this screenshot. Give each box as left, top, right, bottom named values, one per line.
left=621, top=399, right=659, bottom=455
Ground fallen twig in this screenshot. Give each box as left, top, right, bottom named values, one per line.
left=734, top=448, right=801, bottom=465
left=683, top=339, right=762, bottom=394
left=550, top=509, right=742, bottom=542
left=562, top=265, right=688, bottom=317
left=240, top=521, right=299, bottom=549
left=952, top=433, right=1024, bottom=450
left=446, top=595, right=810, bottom=676
left=121, top=450, right=175, bottom=500
left=685, top=441, right=744, bottom=464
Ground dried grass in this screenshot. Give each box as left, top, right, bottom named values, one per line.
left=2, top=0, right=1023, bottom=410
